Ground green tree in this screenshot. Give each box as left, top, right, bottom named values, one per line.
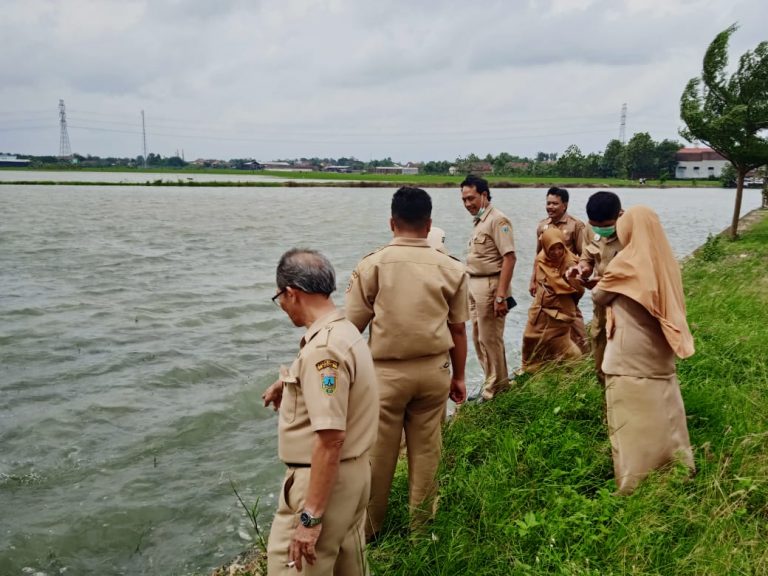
left=625, top=132, right=657, bottom=179
left=655, top=138, right=682, bottom=180
left=680, top=24, right=768, bottom=238
left=600, top=139, right=626, bottom=178
left=556, top=144, right=585, bottom=177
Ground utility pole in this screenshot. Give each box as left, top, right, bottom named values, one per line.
left=619, top=103, right=627, bottom=144
left=141, top=110, right=148, bottom=168
left=58, top=99, right=71, bottom=158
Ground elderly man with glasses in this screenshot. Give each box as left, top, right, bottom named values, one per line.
left=263, top=248, right=378, bottom=575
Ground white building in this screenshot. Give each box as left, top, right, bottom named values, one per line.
left=675, top=147, right=728, bottom=179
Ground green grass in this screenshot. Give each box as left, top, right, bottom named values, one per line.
left=0, top=166, right=721, bottom=188
left=369, top=212, right=768, bottom=575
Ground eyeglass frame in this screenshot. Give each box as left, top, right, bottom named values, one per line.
left=271, top=287, right=287, bottom=306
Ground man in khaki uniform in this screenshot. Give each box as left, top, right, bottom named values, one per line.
left=460, top=175, right=516, bottom=400
left=529, top=187, right=588, bottom=352
left=263, top=249, right=378, bottom=575
left=345, top=187, right=468, bottom=539
left=569, top=191, right=623, bottom=385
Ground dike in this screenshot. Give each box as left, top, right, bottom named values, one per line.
left=210, top=208, right=767, bottom=576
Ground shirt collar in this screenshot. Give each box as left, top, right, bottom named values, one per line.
left=388, top=237, right=431, bottom=247
left=301, top=308, right=345, bottom=348
left=550, top=212, right=569, bottom=225
left=474, top=204, right=494, bottom=225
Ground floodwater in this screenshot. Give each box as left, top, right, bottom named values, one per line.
left=0, top=184, right=761, bottom=575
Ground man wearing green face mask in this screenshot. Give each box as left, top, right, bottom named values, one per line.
left=568, top=191, right=623, bottom=385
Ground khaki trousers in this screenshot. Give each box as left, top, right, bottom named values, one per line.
left=366, top=353, right=451, bottom=537
left=591, top=302, right=607, bottom=385
left=267, top=455, right=370, bottom=576
left=468, top=275, right=509, bottom=399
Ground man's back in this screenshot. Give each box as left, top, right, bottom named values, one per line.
left=345, top=237, right=467, bottom=360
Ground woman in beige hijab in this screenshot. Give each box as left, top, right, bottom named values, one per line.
left=593, top=205, right=695, bottom=494
left=521, top=227, right=585, bottom=372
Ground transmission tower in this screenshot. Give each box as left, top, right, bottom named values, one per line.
left=58, top=99, right=71, bottom=157
left=141, top=110, right=148, bottom=168
left=619, top=103, right=627, bottom=144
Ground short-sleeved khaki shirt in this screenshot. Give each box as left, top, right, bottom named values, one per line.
left=580, top=229, right=623, bottom=278
left=535, top=213, right=585, bottom=256
left=466, top=205, right=516, bottom=276
left=278, top=309, right=378, bottom=465
left=345, top=237, right=469, bottom=361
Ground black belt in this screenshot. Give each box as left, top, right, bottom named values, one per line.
left=468, top=272, right=500, bottom=278
left=285, top=462, right=311, bottom=468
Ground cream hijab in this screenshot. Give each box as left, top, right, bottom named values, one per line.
left=537, top=227, right=581, bottom=295
left=597, top=205, right=694, bottom=358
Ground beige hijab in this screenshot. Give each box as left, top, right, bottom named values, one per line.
left=537, top=227, right=581, bottom=295
left=597, top=205, right=694, bottom=358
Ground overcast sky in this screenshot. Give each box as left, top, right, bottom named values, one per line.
left=1, top=0, right=765, bottom=162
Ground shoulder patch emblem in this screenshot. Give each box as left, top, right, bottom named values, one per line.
left=345, top=270, right=359, bottom=293
left=316, top=359, right=339, bottom=395
left=316, top=359, right=339, bottom=371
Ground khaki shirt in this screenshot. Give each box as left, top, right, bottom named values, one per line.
left=466, top=205, right=516, bottom=276
left=535, top=213, right=585, bottom=256
left=580, top=229, right=623, bottom=278
left=278, top=309, right=378, bottom=464
left=345, top=237, right=469, bottom=361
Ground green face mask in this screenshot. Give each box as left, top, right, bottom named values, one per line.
left=592, top=225, right=616, bottom=238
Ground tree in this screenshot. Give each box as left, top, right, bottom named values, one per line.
left=625, top=132, right=657, bottom=179
left=680, top=24, right=768, bottom=238
left=655, top=138, right=682, bottom=180
left=600, top=139, right=626, bottom=178
left=556, top=144, right=585, bottom=177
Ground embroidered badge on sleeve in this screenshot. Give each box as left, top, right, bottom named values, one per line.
left=345, top=270, right=359, bottom=293
left=316, top=359, right=340, bottom=395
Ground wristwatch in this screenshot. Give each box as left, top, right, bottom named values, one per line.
left=495, top=296, right=505, bottom=304
left=299, top=509, right=323, bottom=527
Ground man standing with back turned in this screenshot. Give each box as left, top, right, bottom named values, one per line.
left=263, top=249, right=378, bottom=575
left=345, top=187, right=468, bottom=540
left=461, top=175, right=516, bottom=401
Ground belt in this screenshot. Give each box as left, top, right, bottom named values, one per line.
left=285, top=462, right=311, bottom=468
left=468, top=272, right=500, bottom=278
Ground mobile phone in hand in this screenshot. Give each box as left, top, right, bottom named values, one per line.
left=506, top=296, right=517, bottom=309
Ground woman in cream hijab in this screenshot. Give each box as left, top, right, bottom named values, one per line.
left=593, top=205, right=695, bottom=494
left=521, top=227, right=585, bottom=372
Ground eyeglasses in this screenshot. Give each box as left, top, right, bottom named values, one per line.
left=271, top=288, right=287, bottom=306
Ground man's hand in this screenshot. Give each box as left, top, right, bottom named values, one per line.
left=289, top=524, right=322, bottom=571
left=565, top=265, right=581, bottom=279
left=262, top=379, right=284, bottom=411
left=493, top=299, right=509, bottom=318
left=449, top=376, right=466, bottom=404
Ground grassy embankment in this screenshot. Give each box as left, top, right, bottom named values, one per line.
left=369, top=212, right=767, bottom=575
left=0, top=166, right=720, bottom=188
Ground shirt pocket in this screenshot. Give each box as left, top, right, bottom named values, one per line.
left=280, top=378, right=299, bottom=424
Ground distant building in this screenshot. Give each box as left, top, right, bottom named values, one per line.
left=675, top=147, right=728, bottom=179
left=323, top=165, right=353, bottom=173
left=0, top=155, right=31, bottom=168
left=260, top=161, right=293, bottom=171
left=371, top=165, right=419, bottom=175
